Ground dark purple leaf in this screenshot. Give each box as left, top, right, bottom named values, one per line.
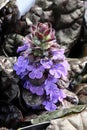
left=22, top=89, right=44, bottom=107
left=0, top=103, right=23, bottom=128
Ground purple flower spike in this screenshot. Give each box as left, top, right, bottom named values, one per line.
left=40, top=59, right=53, bottom=69
left=14, top=22, right=69, bottom=111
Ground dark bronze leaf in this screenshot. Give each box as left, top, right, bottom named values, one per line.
left=0, top=102, right=23, bottom=128
left=22, top=89, right=44, bottom=107
left=3, top=34, right=24, bottom=56
left=0, top=56, right=20, bottom=102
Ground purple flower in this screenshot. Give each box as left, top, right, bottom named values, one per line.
left=43, top=101, right=57, bottom=111
left=45, top=82, right=59, bottom=103
left=50, top=88, right=66, bottom=103
left=49, top=64, right=62, bottom=79
left=43, top=89, right=66, bottom=111
left=24, top=80, right=44, bottom=96
left=50, top=93, right=58, bottom=103
left=57, top=89, right=66, bottom=102
left=29, top=85, right=44, bottom=96
left=27, top=64, right=45, bottom=79
left=20, top=71, right=28, bottom=79
left=13, top=56, right=29, bottom=78
left=51, top=49, right=65, bottom=60
left=17, top=44, right=28, bottom=53
left=40, top=59, right=53, bottom=69
left=45, top=82, right=58, bottom=96
left=45, top=75, right=57, bottom=84
left=45, top=75, right=66, bottom=103
left=49, top=62, right=68, bottom=79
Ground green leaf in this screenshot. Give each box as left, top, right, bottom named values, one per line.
left=31, top=105, right=86, bottom=124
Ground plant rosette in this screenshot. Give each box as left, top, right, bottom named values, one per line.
left=13, top=22, right=70, bottom=111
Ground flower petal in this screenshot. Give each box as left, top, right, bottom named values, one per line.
left=27, top=65, right=33, bottom=71
left=43, top=101, right=57, bottom=111
left=40, top=59, right=53, bottom=69
left=17, top=44, right=28, bottom=53
left=35, top=71, right=43, bottom=79
left=29, top=71, right=35, bottom=79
